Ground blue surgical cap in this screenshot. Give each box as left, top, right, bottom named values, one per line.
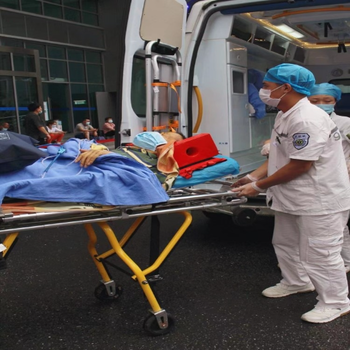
left=264, top=63, right=315, bottom=96
left=309, top=83, right=342, bottom=101
left=133, top=131, right=167, bottom=151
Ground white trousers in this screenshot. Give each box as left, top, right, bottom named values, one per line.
left=341, top=223, right=350, bottom=266
left=273, top=210, right=350, bottom=309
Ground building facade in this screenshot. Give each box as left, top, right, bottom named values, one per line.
left=0, top=0, right=124, bottom=134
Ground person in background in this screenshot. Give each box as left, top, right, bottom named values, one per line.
left=0, top=122, right=9, bottom=131
left=46, top=120, right=66, bottom=144
left=102, top=117, right=115, bottom=138
left=308, top=82, right=350, bottom=273
left=232, top=63, right=350, bottom=324
left=74, top=118, right=98, bottom=140
left=24, top=103, right=51, bottom=145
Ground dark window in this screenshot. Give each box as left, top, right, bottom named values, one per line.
left=0, top=38, right=23, bottom=47
left=68, top=24, right=104, bottom=48
left=13, top=54, right=36, bottom=72
left=82, top=0, right=97, bottom=13
left=48, top=46, right=66, bottom=59
left=87, top=64, right=103, bottom=84
left=40, top=59, right=48, bottom=81
left=64, top=7, right=81, bottom=22
left=68, top=49, right=84, bottom=62
left=63, top=0, right=80, bottom=9
left=294, top=46, right=306, bottom=63
left=131, top=56, right=146, bottom=117
left=232, top=70, right=244, bottom=94
left=2, top=11, right=26, bottom=36
left=82, top=12, right=98, bottom=26
left=26, top=16, right=48, bottom=40
left=26, top=43, right=47, bottom=57
left=21, top=0, right=42, bottom=14
left=49, top=60, right=68, bottom=81
left=69, top=62, right=86, bottom=82
left=48, top=21, right=68, bottom=42
left=44, top=3, right=63, bottom=19
left=0, top=53, right=11, bottom=70
left=86, top=51, right=101, bottom=64
left=0, top=0, right=19, bottom=10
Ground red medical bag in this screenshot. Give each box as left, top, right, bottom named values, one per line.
left=173, top=133, right=226, bottom=178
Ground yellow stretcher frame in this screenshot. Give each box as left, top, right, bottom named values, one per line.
left=0, top=186, right=246, bottom=335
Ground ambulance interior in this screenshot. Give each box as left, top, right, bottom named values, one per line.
left=130, top=1, right=350, bottom=174
left=187, top=1, right=350, bottom=173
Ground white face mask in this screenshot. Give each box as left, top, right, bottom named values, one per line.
left=259, top=85, right=287, bottom=108
left=108, top=119, right=113, bottom=123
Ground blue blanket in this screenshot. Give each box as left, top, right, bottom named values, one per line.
left=0, top=139, right=169, bottom=206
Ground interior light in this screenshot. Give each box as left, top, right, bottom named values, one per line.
left=275, top=24, right=305, bottom=38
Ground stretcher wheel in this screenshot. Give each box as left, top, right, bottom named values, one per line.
left=143, top=313, right=175, bottom=336
left=94, top=283, right=123, bottom=302
left=232, top=208, right=257, bottom=227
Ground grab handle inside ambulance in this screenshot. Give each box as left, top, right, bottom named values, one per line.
left=192, top=86, right=203, bottom=133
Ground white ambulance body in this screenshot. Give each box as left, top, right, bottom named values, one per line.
left=118, top=0, right=350, bottom=223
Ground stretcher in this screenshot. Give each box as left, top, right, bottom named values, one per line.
left=0, top=180, right=246, bottom=336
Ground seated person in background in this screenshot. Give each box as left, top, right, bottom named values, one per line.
left=102, top=117, right=115, bottom=138
left=46, top=120, right=66, bottom=144
left=0, top=122, right=10, bottom=131
left=75, top=118, right=98, bottom=140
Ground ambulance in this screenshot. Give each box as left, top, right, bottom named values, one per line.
left=117, top=0, right=350, bottom=225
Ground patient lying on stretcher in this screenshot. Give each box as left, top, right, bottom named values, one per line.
left=76, top=131, right=185, bottom=190
left=0, top=131, right=239, bottom=206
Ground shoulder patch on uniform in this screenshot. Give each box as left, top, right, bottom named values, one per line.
left=292, top=133, right=310, bottom=150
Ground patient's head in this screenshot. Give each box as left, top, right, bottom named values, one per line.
left=133, top=131, right=186, bottom=151
left=161, top=131, right=185, bottom=143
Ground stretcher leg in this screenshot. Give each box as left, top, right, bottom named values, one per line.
left=85, top=223, right=112, bottom=284
left=85, top=223, right=123, bottom=301
left=95, top=213, right=192, bottom=335
left=97, top=221, right=163, bottom=313
left=134, top=211, right=192, bottom=279
left=2, top=233, right=18, bottom=258
left=0, top=233, right=19, bottom=270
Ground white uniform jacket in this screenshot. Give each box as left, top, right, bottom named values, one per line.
left=267, top=98, right=350, bottom=215
left=330, top=112, right=350, bottom=160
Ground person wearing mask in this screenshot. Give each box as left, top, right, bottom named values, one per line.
left=0, top=122, right=9, bottom=131
left=308, top=83, right=350, bottom=272
left=102, top=117, right=116, bottom=138
left=46, top=120, right=66, bottom=144
left=74, top=118, right=98, bottom=140
left=24, top=103, right=51, bottom=145
left=232, top=63, right=350, bottom=324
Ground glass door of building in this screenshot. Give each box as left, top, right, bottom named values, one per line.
left=43, top=83, right=71, bottom=132
left=0, top=46, right=42, bottom=133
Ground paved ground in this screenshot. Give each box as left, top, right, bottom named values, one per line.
left=1, top=212, right=350, bottom=350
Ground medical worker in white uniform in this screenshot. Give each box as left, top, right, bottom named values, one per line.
left=308, top=83, right=350, bottom=272
left=232, top=64, right=350, bottom=324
